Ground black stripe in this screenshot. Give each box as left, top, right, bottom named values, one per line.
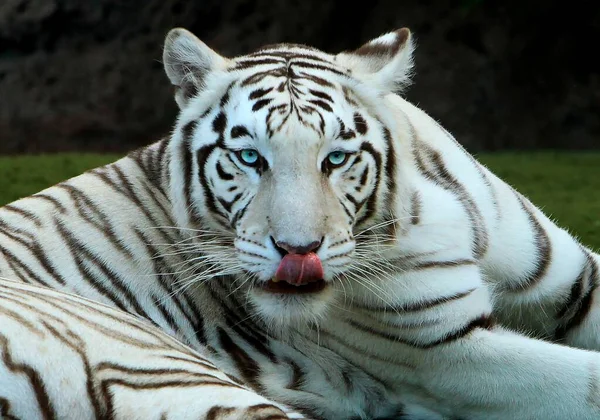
left=140, top=182, right=178, bottom=228
left=55, top=221, right=150, bottom=318
left=154, top=298, right=181, bottom=336
left=342, top=86, right=359, bottom=106
left=230, top=125, right=251, bottom=139
left=555, top=255, right=599, bottom=341
left=284, top=52, right=330, bottom=62
left=425, top=315, right=495, bottom=348
left=288, top=60, right=346, bottom=76
left=248, top=87, right=273, bottom=100
left=431, top=115, right=499, bottom=220
left=192, top=111, right=230, bottom=224
left=240, top=68, right=288, bottom=87
left=209, top=284, right=276, bottom=362
left=506, top=194, right=552, bottom=291
left=355, top=289, right=475, bottom=313
left=356, top=142, right=382, bottom=225
left=410, top=191, right=421, bottom=225
left=308, top=89, right=333, bottom=102
left=181, top=121, right=197, bottom=223
left=358, top=167, right=369, bottom=187
left=308, top=99, right=332, bottom=113
left=382, top=127, right=397, bottom=220
left=38, top=321, right=103, bottom=419
left=297, top=72, right=335, bottom=87
left=1, top=284, right=190, bottom=352
left=555, top=260, right=587, bottom=320
left=129, top=145, right=156, bottom=190
left=2, top=205, right=42, bottom=227
left=230, top=204, right=248, bottom=228
left=0, top=396, right=19, bottom=420
left=0, top=334, right=57, bottom=420
left=217, top=327, right=262, bottom=391
left=353, top=113, right=368, bottom=135
left=0, top=221, right=33, bottom=243
left=104, top=166, right=176, bottom=244
left=345, top=193, right=359, bottom=207
left=413, top=137, right=488, bottom=259
left=57, top=184, right=135, bottom=260
left=0, top=245, right=52, bottom=288
left=197, top=144, right=227, bottom=221
left=348, top=314, right=494, bottom=349
left=218, top=193, right=243, bottom=213
left=337, top=118, right=356, bottom=140
left=133, top=229, right=207, bottom=346
left=252, top=98, right=272, bottom=111
left=29, top=194, right=67, bottom=213
left=232, top=58, right=286, bottom=70
left=411, top=259, right=476, bottom=271
left=285, top=359, right=305, bottom=390
left=317, top=110, right=326, bottom=135
left=0, top=218, right=68, bottom=286
left=337, top=197, right=354, bottom=220
left=212, top=112, right=227, bottom=138
left=215, top=162, right=235, bottom=181
left=219, top=82, right=235, bottom=107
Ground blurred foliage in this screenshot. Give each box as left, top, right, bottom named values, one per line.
left=460, top=0, right=485, bottom=12
left=0, top=152, right=599, bottom=249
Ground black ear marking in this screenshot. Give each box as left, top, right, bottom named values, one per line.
left=353, top=28, right=411, bottom=59
left=337, top=28, right=415, bottom=93
left=163, top=27, right=229, bottom=109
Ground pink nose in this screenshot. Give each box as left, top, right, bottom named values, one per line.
left=273, top=239, right=322, bottom=255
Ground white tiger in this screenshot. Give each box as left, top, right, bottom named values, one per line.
left=1, top=26, right=600, bottom=420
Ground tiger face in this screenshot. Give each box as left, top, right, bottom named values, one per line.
left=163, top=28, right=414, bottom=326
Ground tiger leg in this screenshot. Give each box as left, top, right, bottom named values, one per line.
left=0, top=279, right=307, bottom=420
left=345, top=264, right=600, bottom=419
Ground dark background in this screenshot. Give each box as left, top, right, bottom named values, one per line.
left=0, top=0, right=598, bottom=155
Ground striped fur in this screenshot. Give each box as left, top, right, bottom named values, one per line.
left=2, top=26, right=600, bottom=419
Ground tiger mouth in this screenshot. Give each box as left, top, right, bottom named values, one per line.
left=262, top=278, right=327, bottom=294
left=261, top=251, right=327, bottom=294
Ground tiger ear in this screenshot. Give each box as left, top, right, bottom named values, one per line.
left=337, top=28, right=415, bottom=93
left=163, top=28, right=230, bottom=108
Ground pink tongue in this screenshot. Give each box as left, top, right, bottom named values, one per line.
left=275, top=252, right=324, bottom=285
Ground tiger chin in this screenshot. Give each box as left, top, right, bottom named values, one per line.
left=163, top=27, right=408, bottom=328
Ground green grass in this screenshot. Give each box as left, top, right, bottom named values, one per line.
left=0, top=154, right=122, bottom=206
left=477, top=152, right=600, bottom=249
left=1, top=152, right=599, bottom=249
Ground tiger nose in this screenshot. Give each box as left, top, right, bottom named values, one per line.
left=271, top=237, right=323, bottom=256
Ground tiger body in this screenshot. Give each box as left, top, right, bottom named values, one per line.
left=1, top=27, right=600, bottom=420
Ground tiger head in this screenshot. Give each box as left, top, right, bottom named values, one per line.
left=163, top=27, right=414, bottom=327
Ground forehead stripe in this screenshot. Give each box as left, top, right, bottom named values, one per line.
left=232, top=58, right=286, bottom=70
left=308, top=89, right=333, bottom=102
left=249, top=87, right=273, bottom=100
left=252, top=98, right=273, bottom=112
left=231, top=125, right=251, bottom=139
left=308, top=99, right=333, bottom=113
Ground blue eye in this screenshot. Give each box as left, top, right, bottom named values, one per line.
left=237, top=149, right=260, bottom=166
left=327, top=151, right=348, bottom=167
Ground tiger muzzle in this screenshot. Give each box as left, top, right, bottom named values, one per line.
left=263, top=252, right=326, bottom=294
